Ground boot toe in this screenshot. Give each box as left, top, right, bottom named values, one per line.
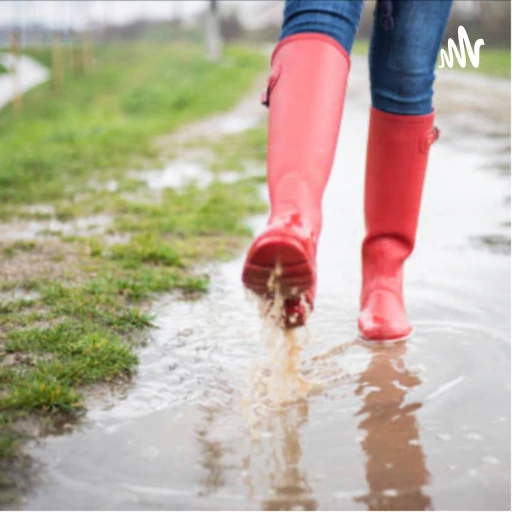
left=358, top=290, right=412, bottom=343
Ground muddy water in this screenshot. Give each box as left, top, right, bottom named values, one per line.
left=20, top=59, right=510, bottom=510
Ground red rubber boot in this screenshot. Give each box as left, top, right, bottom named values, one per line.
left=242, top=33, right=350, bottom=328
left=358, top=107, right=439, bottom=343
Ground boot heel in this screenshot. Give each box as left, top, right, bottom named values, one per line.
left=242, top=235, right=314, bottom=296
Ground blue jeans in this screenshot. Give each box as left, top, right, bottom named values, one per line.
left=280, top=0, right=453, bottom=115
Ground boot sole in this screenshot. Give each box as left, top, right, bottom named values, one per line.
left=356, top=329, right=413, bottom=346
left=242, top=235, right=314, bottom=297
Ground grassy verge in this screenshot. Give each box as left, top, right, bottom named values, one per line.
left=451, top=47, right=510, bottom=79
left=352, top=39, right=370, bottom=57
left=0, top=42, right=267, bottom=503
left=352, top=38, right=510, bottom=79
left=0, top=43, right=266, bottom=203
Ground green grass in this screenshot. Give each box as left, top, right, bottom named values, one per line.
left=448, top=47, right=510, bottom=79
left=208, top=125, right=267, bottom=173
left=352, top=38, right=510, bottom=79
left=352, top=39, right=369, bottom=56
left=0, top=62, right=8, bottom=75
left=0, top=41, right=268, bottom=501
left=3, top=240, right=36, bottom=258
left=0, top=43, right=266, bottom=204
left=21, top=47, right=53, bottom=68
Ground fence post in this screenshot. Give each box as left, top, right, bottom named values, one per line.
left=10, top=30, right=22, bottom=116
left=52, top=30, right=64, bottom=91
left=205, top=0, right=223, bottom=62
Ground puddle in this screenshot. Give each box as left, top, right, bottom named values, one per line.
left=130, top=159, right=259, bottom=192
left=173, top=113, right=262, bottom=145
left=87, top=179, right=119, bottom=192
left=19, top=59, right=510, bottom=510
left=217, top=115, right=261, bottom=135
left=24, top=204, right=56, bottom=216
left=129, top=159, right=215, bottom=191
left=0, top=288, right=41, bottom=303
left=0, top=214, right=112, bottom=241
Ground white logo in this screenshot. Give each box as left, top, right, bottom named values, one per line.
left=438, top=26, right=485, bottom=69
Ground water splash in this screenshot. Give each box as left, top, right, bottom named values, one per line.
left=243, top=265, right=319, bottom=439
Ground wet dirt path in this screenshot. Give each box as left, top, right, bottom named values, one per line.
left=0, top=53, right=49, bottom=109
left=20, top=58, right=510, bottom=510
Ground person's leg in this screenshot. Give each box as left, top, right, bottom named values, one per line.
left=369, top=0, right=453, bottom=115
left=359, top=0, right=453, bottom=342
left=280, top=0, right=363, bottom=54
left=242, top=0, right=363, bottom=328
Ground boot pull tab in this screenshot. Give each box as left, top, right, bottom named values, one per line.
left=261, top=64, right=281, bottom=107
left=420, top=126, right=440, bottom=153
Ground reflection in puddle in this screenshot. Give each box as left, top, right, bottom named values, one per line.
left=242, top=340, right=432, bottom=511
left=196, top=405, right=228, bottom=498
left=354, top=343, right=431, bottom=510
left=251, top=402, right=317, bottom=511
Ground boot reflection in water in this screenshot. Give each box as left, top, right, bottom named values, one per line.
left=258, top=402, right=318, bottom=511
left=241, top=0, right=453, bottom=340
left=354, top=343, right=431, bottom=510
left=196, top=405, right=226, bottom=497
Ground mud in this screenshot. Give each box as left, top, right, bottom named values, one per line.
left=18, top=57, right=510, bottom=510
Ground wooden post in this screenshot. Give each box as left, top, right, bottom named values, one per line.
left=82, top=1, right=94, bottom=73
left=71, top=32, right=84, bottom=76
left=52, top=31, right=64, bottom=91
left=10, top=31, right=22, bottom=116
left=206, top=0, right=223, bottom=62
left=83, top=28, right=94, bottom=73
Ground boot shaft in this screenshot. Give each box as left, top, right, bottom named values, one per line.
left=264, top=33, right=350, bottom=234
left=363, top=107, right=438, bottom=255
left=361, top=107, right=438, bottom=300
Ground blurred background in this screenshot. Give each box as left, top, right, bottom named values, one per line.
left=0, top=0, right=510, bottom=69
left=0, top=0, right=511, bottom=45
left=1, top=0, right=509, bottom=117
left=0, top=0, right=510, bottom=120
left=1, top=0, right=509, bottom=127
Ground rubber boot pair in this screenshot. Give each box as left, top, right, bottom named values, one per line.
left=242, top=33, right=439, bottom=341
